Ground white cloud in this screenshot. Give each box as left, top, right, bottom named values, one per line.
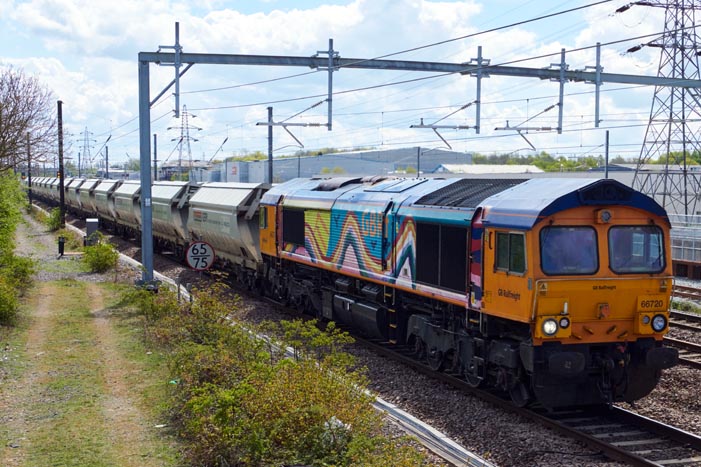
left=1, top=0, right=684, bottom=163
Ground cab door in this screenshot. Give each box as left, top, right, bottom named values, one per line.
left=481, top=228, right=532, bottom=323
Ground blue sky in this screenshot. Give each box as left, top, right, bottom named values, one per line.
left=0, top=0, right=669, bottom=168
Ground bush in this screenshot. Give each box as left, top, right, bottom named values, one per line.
left=82, top=234, right=119, bottom=272
left=0, top=277, right=19, bottom=325
left=0, top=254, right=36, bottom=293
left=0, top=173, right=29, bottom=325
left=46, top=207, right=62, bottom=231
left=130, top=287, right=438, bottom=467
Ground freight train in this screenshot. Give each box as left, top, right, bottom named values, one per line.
left=29, top=175, right=679, bottom=408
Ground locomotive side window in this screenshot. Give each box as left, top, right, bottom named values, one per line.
left=609, top=225, right=664, bottom=274
left=495, top=232, right=526, bottom=274
left=540, top=226, right=598, bottom=275
left=282, top=208, right=305, bottom=246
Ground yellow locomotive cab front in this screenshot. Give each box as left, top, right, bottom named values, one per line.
left=532, top=206, right=673, bottom=346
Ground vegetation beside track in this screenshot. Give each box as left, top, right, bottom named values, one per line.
left=1, top=209, right=181, bottom=467
left=129, top=284, right=439, bottom=466
left=673, top=299, right=701, bottom=314
left=0, top=174, right=35, bottom=325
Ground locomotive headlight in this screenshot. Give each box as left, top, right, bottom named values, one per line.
left=651, top=314, right=667, bottom=332
left=542, top=318, right=559, bottom=336
left=559, top=317, right=570, bottom=329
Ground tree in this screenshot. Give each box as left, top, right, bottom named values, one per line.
left=0, top=66, right=57, bottom=173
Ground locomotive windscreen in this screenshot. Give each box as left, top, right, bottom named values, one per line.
left=415, top=178, right=525, bottom=208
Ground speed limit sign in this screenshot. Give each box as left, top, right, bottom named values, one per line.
left=186, top=241, right=215, bottom=271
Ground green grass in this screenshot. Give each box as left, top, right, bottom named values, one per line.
left=23, top=281, right=116, bottom=466
left=0, top=279, right=181, bottom=467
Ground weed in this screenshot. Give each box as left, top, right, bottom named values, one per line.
left=82, top=233, right=119, bottom=272
left=46, top=207, right=62, bottom=231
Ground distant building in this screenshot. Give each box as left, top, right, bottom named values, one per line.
left=200, top=147, right=474, bottom=183
left=587, top=163, right=636, bottom=172
left=433, top=164, right=543, bottom=174
left=161, top=160, right=212, bottom=181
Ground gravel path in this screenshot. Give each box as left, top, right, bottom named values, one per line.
left=0, top=213, right=174, bottom=467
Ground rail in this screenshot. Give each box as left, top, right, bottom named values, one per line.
left=673, top=284, right=701, bottom=302
left=664, top=336, right=701, bottom=370
left=360, top=338, right=701, bottom=466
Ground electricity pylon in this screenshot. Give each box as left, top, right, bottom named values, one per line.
left=167, top=105, right=201, bottom=180
left=627, top=0, right=701, bottom=216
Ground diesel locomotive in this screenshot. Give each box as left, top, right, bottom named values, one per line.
left=30, top=175, right=678, bottom=408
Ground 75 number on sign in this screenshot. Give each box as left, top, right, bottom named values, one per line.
left=187, top=242, right=214, bottom=271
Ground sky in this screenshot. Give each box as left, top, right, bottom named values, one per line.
left=0, top=0, right=672, bottom=169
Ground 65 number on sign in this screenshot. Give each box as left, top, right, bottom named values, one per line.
left=186, top=241, right=215, bottom=271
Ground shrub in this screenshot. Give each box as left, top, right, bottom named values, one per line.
left=0, top=255, right=36, bottom=293
left=82, top=234, right=119, bottom=272
left=130, top=286, right=437, bottom=467
left=46, top=207, right=62, bottom=231
left=0, top=276, right=19, bottom=325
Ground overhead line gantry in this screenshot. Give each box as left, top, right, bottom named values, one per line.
left=136, top=23, right=701, bottom=284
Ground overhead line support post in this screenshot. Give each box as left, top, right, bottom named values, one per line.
left=268, top=106, right=273, bottom=183
left=157, top=22, right=183, bottom=117
left=312, top=38, right=338, bottom=130
left=468, top=46, right=489, bottom=134
left=26, top=132, right=32, bottom=206
left=57, top=100, right=65, bottom=229
left=595, top=42, right=602, bottom=127
left=548, top=48, right=567, bottom=134
left=138, top=57, right=155, bottom=285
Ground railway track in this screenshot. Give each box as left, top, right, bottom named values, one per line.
left=664, top=336, right=701, bottom=370
left=361, top=338, right=701, bottom=466
left=673, top=284, right=701, bottom=302
left=670, top=309, right=701, bottom=332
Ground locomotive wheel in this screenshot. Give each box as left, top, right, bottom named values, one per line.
left=464, top=364, right=483, bottom=388
left=412, top=337, right=426, bottom=360
left=509, top=381, right=531, bottom=407
left=427, top=348, right=444, bottom=372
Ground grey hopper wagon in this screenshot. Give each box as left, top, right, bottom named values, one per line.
left=186, top=182, right=270, bottom=271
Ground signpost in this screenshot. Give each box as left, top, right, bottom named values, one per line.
left=185, top=241, right=215, bottom=271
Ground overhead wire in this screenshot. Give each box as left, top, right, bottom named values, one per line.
left=90, top=1, right=631, bottom=151
left=93, top=0, right=676, bottom=159
left=182, top=0, right=615, bottom=97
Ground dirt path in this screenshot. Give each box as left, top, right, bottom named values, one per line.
left=0, top=214, right=177, bottom=467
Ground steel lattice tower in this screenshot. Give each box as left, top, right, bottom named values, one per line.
left=631, top=0, right=701, bottom=216
left=169, top=105, right=200, bottom=180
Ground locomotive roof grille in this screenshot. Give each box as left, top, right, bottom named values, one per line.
left=577, top=180, right=634, bottom=204
left=314, top=177, right=363, bottom=191
left=415, top=178, right=525, bottom=208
